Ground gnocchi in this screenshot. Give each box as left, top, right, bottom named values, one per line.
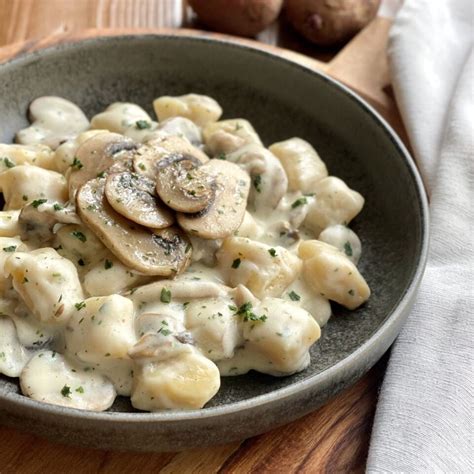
left=0, top=93, right=370, bottom=412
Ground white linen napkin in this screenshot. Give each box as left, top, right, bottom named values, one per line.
left=367, top=1, right=474, bottom=472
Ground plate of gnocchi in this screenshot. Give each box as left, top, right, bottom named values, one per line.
left=0, top=35, right=428, bottom=451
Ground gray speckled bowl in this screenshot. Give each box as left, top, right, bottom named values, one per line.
left=0, top=35, right=428, bottom=452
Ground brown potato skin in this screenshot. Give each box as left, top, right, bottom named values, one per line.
left=189, top=0, right=284, bottom=37
left=285, top=0, right=380, bottom=46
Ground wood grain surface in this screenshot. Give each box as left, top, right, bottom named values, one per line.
left=0, top=2, right=401, bottom=472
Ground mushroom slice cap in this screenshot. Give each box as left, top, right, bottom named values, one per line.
left=155, top=154, right=215, bottom=213
left=177, top=160, right=250, bottom=239
left=133, top=135, right=209, bottom=180
left=105, top=171, right=174, bottom=229
left=77, top=178, right=191, bottom=276
left=68, top=132, right=136, bottom=199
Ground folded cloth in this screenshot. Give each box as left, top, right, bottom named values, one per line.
left=367, top=1, right=474, bottom=472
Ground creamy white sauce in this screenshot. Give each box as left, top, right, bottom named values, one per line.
left=0, top=94, right=370, bottom=412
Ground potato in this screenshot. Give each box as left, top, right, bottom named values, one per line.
left=189, top=0, right=284, bottom=37
left=285, top=0, right=380, bottom=46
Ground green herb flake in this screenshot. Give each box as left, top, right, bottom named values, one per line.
left=2, top=245, right=16, bottom=252
left=22, top=195, right=28, bottom=201
left=217, top=153, right=227, bottom=160
left=228, top=305, right=237, bottom=312
left=344, top=241, right=353, bottom=257
left=2, top=157, right=15, bottom=168
left=60, top=385, right=72, bottom=398
left=231, top=258, right=241, bottom=269
left=75, top=301, right=86, bottom=311
left=71, top=157, right=83, bottom=169
left=268, top=248, right=277, bottom=257
left=31, top=198, right=48, bottom=208
left=138, top=162, right=146, bottom=171
left=104, top=259, right=113, bottom=270
left=289, top=290, right=301, bottom=301
left=253, top=174, right=262, bottom=193
left=234, top=302, right=267, bottom=323
left=291, top=197, right=308, bottom=209
left=53, top=203, right=63, bottom=211
left=135, top=120, right=151, bottom=130
left=71, top=231, right=87, bottom=243
left=97, top=171, right=106, bottom=178
left=160, top=287, right=171, bottom=303
left=75, top=386, right=84, bottom=394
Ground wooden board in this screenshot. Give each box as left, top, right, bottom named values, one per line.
left=0, top=2, right=405, bottom=472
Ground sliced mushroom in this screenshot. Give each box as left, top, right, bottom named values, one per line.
left=20, top=351, right=116, bottom=411
left=155, top=154, right=215, bottom=213
left=68, top=132, right=137, bottom=199
left=15, top=96, right=89, bottom=150
left=104, top=171, right=174, bottom=229
left=177, top=160, right=250, bottom=239
left=77, top=178, right=191, bottom=276
left=133, top=135, right=209, bottom=180
left=19, top=200, right=81, bottom=245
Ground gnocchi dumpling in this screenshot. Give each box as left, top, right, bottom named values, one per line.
left=304, top=177, right=364, bottom=234
left=0, top=210, right=21, bottom=238
left=269, top=138, right=328, bottom=193
left=5, top=248, right=84, bottom=325
left=153, top=93, right=222, bottom=127
left=20, top=351, right=116, bottom=411
left=131, top=345, right=221, bottom=411
left=90, top=102, right=157, bottom=139
left=0, top=166, right=68, bottom=210
left=202, top=119, right=262, bottom=156
left=65, top=294, right=136, bottom=363
left=299, top=240, right=370, bottom=310
left=318, top=224, right=362, bottom=264
left=185, top=296, right=242, bottom=361
left=0, top=144, right=56, bottom=171
left=0, top=317, right=31, bottom=377
left=16, top=96, right=89, bottom=150
left=217, top=237, right=302, bottom=299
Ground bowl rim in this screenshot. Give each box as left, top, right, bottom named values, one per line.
left=0, top=33, right=430, bottom=424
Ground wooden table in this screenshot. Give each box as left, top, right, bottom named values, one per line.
left=0, top=2, right=404, bottom=472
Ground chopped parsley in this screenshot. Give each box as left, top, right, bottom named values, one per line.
left=138, top=162, right=146, bottom=171
left=231, top=258, right=241, bottom=269
left=268, top=248, right=277, bottom=257
left=22, top=195, right=28, bottom=201
left=53, top=203, right=63, bottom=211
left=71, top=157, right=83, bottom=169
left=228, top=305, right=237, bottom=312
left=60, top=385, right=72, bottom=398
left=75, top=386, right=84, bottom=394
left=289, top=290, right=301, bottom=301
left=160, top=287, right=171, bottom=303
left=104, top=259, right=113, bottom=270
left=3, top=245, right=16, bottom=252
left=344, top=241, right=353, bottom=257
left=135, top=120, right=151, bottom=130
left=253, top=175, right=262, bottom=193
left=71, top=231, right=87, bottom=243
left=217, top=153, right=227, bottom=160
left=31, top=198, right=47, bottom=208
left=2, top=157, right=15, bottom=168
left=234, top=302, right=267, bottom=323
left=75, top=301, right=86, bottom=311
left=97, top=171, right=105, bottom=178
left=291, top=197, right=308, bottom=209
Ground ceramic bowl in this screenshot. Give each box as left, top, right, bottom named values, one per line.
left=0, top=35, right=428, bottom=451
